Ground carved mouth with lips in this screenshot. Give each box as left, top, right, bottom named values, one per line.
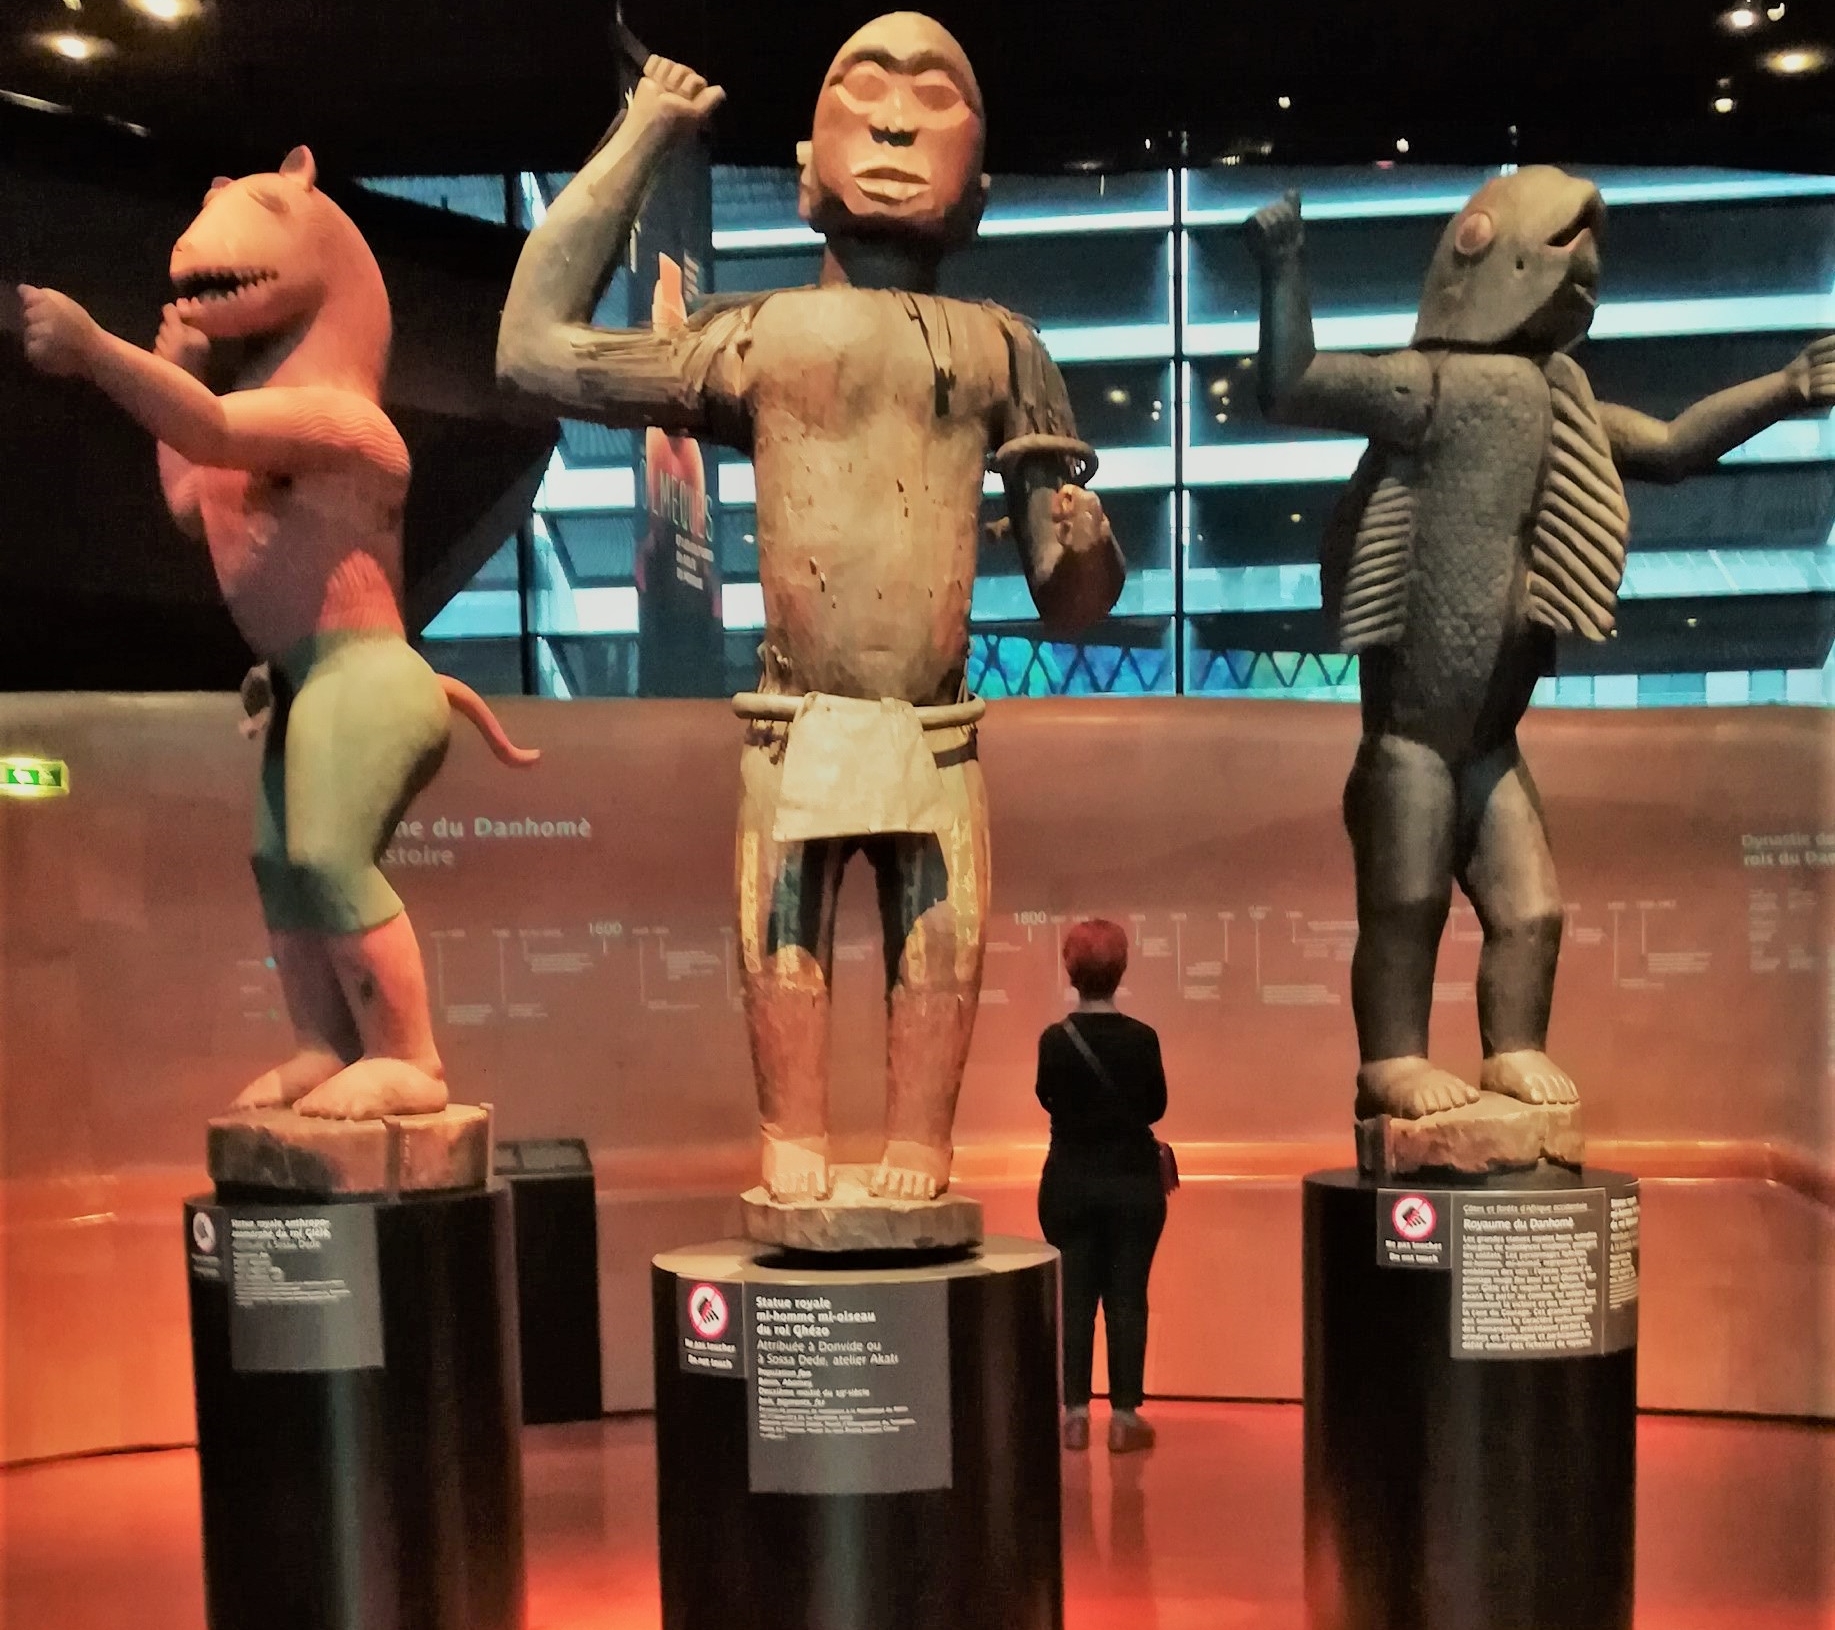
left=850, top=160, right=931, bottom=206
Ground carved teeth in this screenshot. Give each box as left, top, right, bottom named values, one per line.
left=172, top=267, right=278, bottom=302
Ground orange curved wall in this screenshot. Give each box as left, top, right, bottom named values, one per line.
left=1, top=695, right=1829, bottom=1462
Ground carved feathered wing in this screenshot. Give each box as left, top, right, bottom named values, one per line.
left=1324, top=444, right=1417, bottom=653
left=1527, top=353, right=1629, bottom=642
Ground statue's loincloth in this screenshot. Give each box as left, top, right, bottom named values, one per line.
left=732, top=690, right=985, bottom=844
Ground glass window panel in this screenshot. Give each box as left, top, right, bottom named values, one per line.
left=546, top=513, right=639, bottom=586
left=1187, top=355, right=1326, bottom=445
left=542, top=635, right=638, bottom=698
left=1576, top=332, right=1828, bottom=421
left=1189, top=484, right=1338, bottom=570
left=557, top=420, right=637, bottom=468
left=1189, top=214, right=1442, bottom=327
left=1184, top=164, right=1495, bottom=222
left=969, top=619, right=1175, bottom=697
left=982, top=171, right=1170, bottom=229
left=1062, top=363, right=1173, bottom=447
left=1623, top=468, right=1835, bottom=556
left=465, top=537, right=520, bottom=589
left=420, top=637, right=524, bottom=694
left=713, top=167, right=803, bottom=236
left=1188, top=175, right=1835, bottom=325
left=717, top=249, right=824, bottom=295
left=714, top=499, right=761, bottom=582
left=941, top=232, right=1171, bottom=329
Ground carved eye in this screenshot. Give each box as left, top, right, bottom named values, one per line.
left=839, top=62, right=891, bottom=102
left=1454, top=209, right=1495, bottom=257
left=252, top=186, right=290, bottom=215
left=912, top=71, right=963, bottom=113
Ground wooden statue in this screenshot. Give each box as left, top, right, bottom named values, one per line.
left=18, top=149, right=538, bottom=1129
left=498, top=15, right=1123, bottom=1207
left=1246, top=171, right=1835, bottom=1170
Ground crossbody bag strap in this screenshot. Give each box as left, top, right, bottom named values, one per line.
left=1059, top=1017, right=1119, bottom=1093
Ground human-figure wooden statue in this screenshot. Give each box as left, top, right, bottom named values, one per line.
left=498, top=16, right=1123, bottom=1216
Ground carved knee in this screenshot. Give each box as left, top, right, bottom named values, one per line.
left=894, top=905, right=976, bottom=997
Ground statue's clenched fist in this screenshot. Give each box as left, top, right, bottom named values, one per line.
left=630, top=54, right=725, bottom=129
left=1788, top=334, right=1835, bottom=409
left=156, top=304, right=212, bottom=377
left=1244, top=189, right=1305, bottom=266
left=1051, top=484, right=1115, bottom=558
left=18, top=284, right=101, bottom=378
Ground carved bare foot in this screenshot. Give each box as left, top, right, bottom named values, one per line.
left=762, top=1134, right=831, bottom=1202
left=1481, top=1050, right=1579, bottom=1105
left=1356, top=1057, right=1481, bottom=1119
left=292, top=1058, right=448, bottom=1121
left=871, top=1140, right=951, bottom=1201
left=231, top=1047, right=345, bottom=1111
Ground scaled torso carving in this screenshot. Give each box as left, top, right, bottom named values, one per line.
left=1249, top=168, right=1833, bottom=1160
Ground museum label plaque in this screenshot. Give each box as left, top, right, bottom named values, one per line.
left=745, top=1280, right=951, bottom=1495
left=1372, top=1176, right=1639, bottom=1358
left=188, top=1201, right=384, bottom=1372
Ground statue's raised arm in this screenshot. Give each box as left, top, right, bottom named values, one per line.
left=1245, top=190, right=1432, bottom=445
left=496, top=55, right=746, bottom=441
left=1598, top=333, right=1835, bottom=483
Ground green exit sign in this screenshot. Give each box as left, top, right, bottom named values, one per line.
left=0, top=757, right=69, bottom=799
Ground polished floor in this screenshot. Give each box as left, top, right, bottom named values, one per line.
left=3, top=1404, right=1829, bottom=1628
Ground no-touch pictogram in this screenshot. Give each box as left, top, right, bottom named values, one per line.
left=688, top=1282, right=730, bottom=1340
left=1391, top=1194, right=1437, bottom=1242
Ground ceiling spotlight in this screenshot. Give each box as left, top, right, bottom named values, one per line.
left=1766, top=3, right=1786, bottom=16
left=1714, top=94, right=1737, bottom=111
left=127, top=0, right=203, bottom=19
left=1208, top=378, right=1230, bottom=398
left=1762, top=44, right=1828, bottom=73
left=37, top=31, right=114, bottom=61
left=1289, top=512, right=1303, bottom=523
left=1718, top=5, right=1761, bottom=30
left=1277, top=94, right=1292, bottom=110
left=1106, top=387, right=1130, bottom=406
left=1395, top=137, right=1411, bottom=154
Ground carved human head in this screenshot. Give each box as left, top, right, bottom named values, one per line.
left=170, top=146, right=391, bottom=386
left=797, top=12, right=989, bottom=247
left=1413, top=166, right=1606, bottom=352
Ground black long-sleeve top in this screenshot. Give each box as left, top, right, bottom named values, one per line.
left=1035, top=1011, right=1167, bottom=1171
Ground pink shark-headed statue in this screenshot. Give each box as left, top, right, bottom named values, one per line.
left=19, top=146, right=539, bottom=1122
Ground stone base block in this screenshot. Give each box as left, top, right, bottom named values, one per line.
left=206, top=1105, right=491, bottom=1195
left=1356, top=1091, right=1584, bottom=1179
left=740, top=1164, right=984, bottom=1253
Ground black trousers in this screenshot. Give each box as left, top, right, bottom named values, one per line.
left=1037, top=1156, right=1167, bottom=1410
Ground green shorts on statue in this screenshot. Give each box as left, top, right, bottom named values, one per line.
left=250, top=632, right=451, bottom=935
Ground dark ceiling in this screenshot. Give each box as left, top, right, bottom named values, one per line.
left=0, top=0, right=1831, bottom=180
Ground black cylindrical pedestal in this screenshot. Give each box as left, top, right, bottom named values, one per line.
left=186, top=1184, right=526, bottom=1630
left=1303, top=1168, right=1639, bottom=1630
left=653, top=1237, right=1061, bottom=1630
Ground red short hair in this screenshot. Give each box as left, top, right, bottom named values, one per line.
left=1063, top=918, right=1128, bottom=998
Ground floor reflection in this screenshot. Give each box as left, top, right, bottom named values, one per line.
left=2, top=1402, right=1827, bottom=1629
